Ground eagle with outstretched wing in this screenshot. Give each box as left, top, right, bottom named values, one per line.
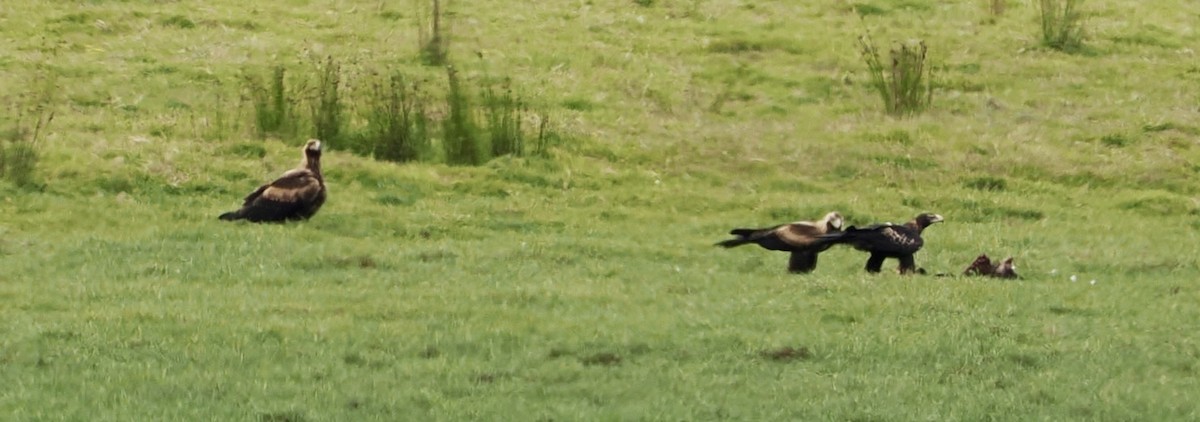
left=716, top=211, right=845, bottom=273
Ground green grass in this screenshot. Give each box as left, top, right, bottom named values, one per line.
left=3, top=0, right=1200, bottom=420
left=858, top=34, right=934, bottom=116
left=1039, top=0, right=1087, bottom=52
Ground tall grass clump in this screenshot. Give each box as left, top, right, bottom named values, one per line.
left=988, top=0, right=1007, bottom=17
left=482, top=79, right=525, bottom=157
left=1, top=71, right=57, bottom=188
left=1038, top=0, right=1085, bottom=52
left=530, top=114, right=555, bottom=157
left=242, top=65, right=296, bottom=138
left=858, top=33, right=934, bottom=117
left=311, top=56, right=343, bottom=145
left=442, top=66, right=485, bottom=165
left=0, top=128, right=44, bottom=189
left=226, top=51, right=563, bottom=166
left=418, top=0, right=450, bottom=66
left=982, top=0, right=1006, bottom=24
left=479, top=80, right=556, bottom=158
left=202, top=88, right=234, bottom=141
left=358, top=71, right=431, bottom=163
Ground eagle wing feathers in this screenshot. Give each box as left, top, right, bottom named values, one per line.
left=258, top=171, right=322, bottom=203
left=775, top=222, right=824, bottom=247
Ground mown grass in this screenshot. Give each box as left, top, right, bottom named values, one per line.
left=2, top=0, right=1200, bottom=420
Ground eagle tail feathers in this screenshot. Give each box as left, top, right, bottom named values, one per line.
left=715, top=228, right=761, bottom=248
left=715, top=238, right=750, bottom=248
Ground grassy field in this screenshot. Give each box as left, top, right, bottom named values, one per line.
left=2, top=0, right=1199, bottom=420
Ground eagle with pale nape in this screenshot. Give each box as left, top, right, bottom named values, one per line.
left=715, top=211, right=845, bottom=273
left=815, top=212, right=943, bottom=274
left=219, top=139, right=326, bottom=223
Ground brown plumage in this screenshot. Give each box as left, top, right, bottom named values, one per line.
left=962, top=254, right=996, bottom=276
left=716, top=211, right=844, bottom=273
left=993, top=257, right=1018, bottom=278
left=815, top=213, right=943, bottom=274
left=219, top=139, right=326, bottom=222
left=962, top=254, right=1019, bottom=279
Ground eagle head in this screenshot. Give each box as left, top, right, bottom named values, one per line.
left=915, top=213, right=944, bottom=228
left=305, top=139, right=322, bottom=154
left=993, top=256, right=1012, bottom=270
left=994, top=257, right=1017, bottom=278
left=823, top=211, right=845, bottom=232
left=301, top=139, right=323, bottom=175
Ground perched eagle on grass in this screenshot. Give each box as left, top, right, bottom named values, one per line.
left=815, top=212, right=943, bottom=274
left=715, top=211, right=845, bottom=273
left=963, top=254, right=1019, bottom=279
left=219, top=139, right=326, bottom=223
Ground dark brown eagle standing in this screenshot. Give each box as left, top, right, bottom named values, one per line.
left=715, top=211, right=845, bottom=273
left=219, top=139, right=326, bottom=222
left=815, top=212, right=943, bottom=274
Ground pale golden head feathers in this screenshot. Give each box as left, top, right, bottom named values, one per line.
left=818, top=211, right=845, bottom=232
left=305, top=139, right=322, bottom=153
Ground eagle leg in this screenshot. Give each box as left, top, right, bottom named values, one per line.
left=788, top=251, right=817, bottom=274
left=865, top=253, right=886, bottom=273
left=897, top=255, right=918, bottom=274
